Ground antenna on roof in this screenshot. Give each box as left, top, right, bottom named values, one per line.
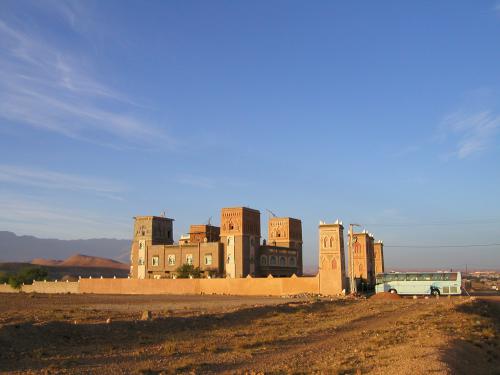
left=266, top=209, right=277, bottom=218
left=207, top=216, right=212, bottom=226
left=161, top=211, right=166, bottom=217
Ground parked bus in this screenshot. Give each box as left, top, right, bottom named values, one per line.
left=375, top=272, right=462, bottom=296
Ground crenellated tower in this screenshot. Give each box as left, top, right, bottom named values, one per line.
left=268, top=217, right=303, bottom=275
left=130, top=216, right=174, bottom=279
left=220, top=207, right=260, bottom=278
left=318, top=220, right=346, bottom=295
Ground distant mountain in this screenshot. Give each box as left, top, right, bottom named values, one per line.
left=0, top=262, right=129, bottom=280
left=0, top=231, right=131, bottom=263
left=31, top=253, right=129, bottom=270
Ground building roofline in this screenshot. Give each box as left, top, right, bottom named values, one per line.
left=134, top=215, right=175, bottom=221
left=221, top=206, right=260, bottom=213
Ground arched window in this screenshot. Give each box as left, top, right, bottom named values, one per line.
left=329, top=237, right=334, bottom=248
left=323, top=237, right=327, bottom=248
left=270, top=256, right=277, bottom=266
left=279, top=256, right=286, bottom=266
left=260, top=255, right=268, bottom=266
left=354, top=243, right=361, bottom=254
left=332, top=258, right=337, bottom=270
left=289, top=256, right=296, bottom=267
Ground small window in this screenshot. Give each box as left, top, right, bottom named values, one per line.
left=279, top=256, right=286, bottom=266
left=270, top=256, right=277, bottom=266
left=167, top=230, right=171, bottom=239
left=152, top=256, right=159, bottom=266
left=204, top=254, right=212, bottom=266
left=186, top=254, right=193, bottom=265
left=138, top=258, right=145, bottom=266
left=260, top=255, right=268, bottom=266
left=289, top=256, right=296, bottom=267
left=168, top=254, right=176, bottom=266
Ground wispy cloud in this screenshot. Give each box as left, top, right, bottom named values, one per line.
left=437, top=111, right=500, bottom=159
left=0, top=192, right=130, bottom=239
left=0, top=164, right=125, bottom=200
left=0, top=14, right=176, bottom=149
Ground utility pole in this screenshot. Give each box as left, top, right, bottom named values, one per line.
left=349, top=223, right=361, bottom=294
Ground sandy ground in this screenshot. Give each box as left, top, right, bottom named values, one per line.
left=0, top=293, right=498, bottom=374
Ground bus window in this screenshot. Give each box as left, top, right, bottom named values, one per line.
left=445, top=273, right=457, bottom=281
left=394, top=274, right=406, bottom=281
left=406, top=274, right=418, bottom=281
left=431, top=273, right=443, bottom=281
left=376, top=275, right=384, bottom=284
left=417, top=273, right=432, bottom=281
left=384, top=274, right=395, bottom=282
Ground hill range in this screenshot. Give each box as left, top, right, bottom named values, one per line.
left=0, top=231, right=131, bottom=263
left=0, top=253, right=130, bottom=280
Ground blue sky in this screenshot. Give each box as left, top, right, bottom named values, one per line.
left=0, top=1, right=499, bottom=269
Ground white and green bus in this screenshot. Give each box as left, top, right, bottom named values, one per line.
left=375, top=272, right=462, bottom=296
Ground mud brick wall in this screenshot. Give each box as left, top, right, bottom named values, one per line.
left=79, top=275, right=321, bottom=296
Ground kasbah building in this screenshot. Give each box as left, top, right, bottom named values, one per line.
left=130, top=206, right=385, bottom=293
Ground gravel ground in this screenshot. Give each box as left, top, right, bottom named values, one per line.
left=0, top=293, right=498, bottom=374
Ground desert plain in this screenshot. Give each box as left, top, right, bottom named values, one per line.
left=0, top=293, right=498, bottom=374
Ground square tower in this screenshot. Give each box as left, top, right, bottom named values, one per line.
left=189, top=224, right=220, bottom=243
left=130, top=216, right=174, bottom=279
left=268, top=217, right=303, bottom=275
left=374, top=240, right=384, bottom=275
left=318, top=221, right=346, bottom=295
left=220, top=207, right=260, bottom=278
left=350, top=231, right=376, bottom=286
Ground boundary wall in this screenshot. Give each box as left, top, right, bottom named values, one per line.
left=0, top=276, right=325, bottom=296
left=79, top=276, right=320, bottom=296
left=0, top=281, right=79, bottom=294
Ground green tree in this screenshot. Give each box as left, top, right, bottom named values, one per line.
left=175, top=264, right=201, bottom=279
left=8, top=267, right=48, bottom=289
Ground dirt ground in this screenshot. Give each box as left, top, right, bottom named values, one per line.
left=0, top=293, right=498, bottom=374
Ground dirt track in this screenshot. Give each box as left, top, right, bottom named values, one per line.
left=0, top=294, right=498, bottom=374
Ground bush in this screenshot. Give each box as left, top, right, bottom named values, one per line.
left=8, top=267, right=48, bottom=289
left=0, top=272, right=8, bottom=284
left=175, top=264, right=201, bottom=279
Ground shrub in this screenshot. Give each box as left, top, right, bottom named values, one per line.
left=175, top=264, right=201, bottom=279
left=8, top=267, right=48, bottom=289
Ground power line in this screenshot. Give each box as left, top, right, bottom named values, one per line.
left=385, top=243, right=500, bottom=248
left=362, top=219, right=500, bottom=227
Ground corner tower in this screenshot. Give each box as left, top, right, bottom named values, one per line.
left=220, top=207, right=260, bottom=278
left=350, top=230, right=376, bottom=287
left=374, top=240, right=384, bottom=275
left=268, top=217, right=303, bottom=275
left=318, top=221, right=346, bottom=295
left=130, top=216, right=174, bottom=279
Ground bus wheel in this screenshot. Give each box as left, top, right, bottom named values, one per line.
left=389, top=289, right=397, bottom=294
left=431, top=289, right=440, bottom=297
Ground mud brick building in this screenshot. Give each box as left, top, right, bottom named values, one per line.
left=130, top=207, right=303, bottom=279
